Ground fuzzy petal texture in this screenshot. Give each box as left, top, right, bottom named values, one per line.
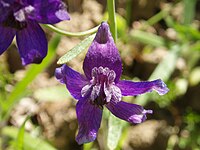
left=76, top=98, right=102, bottom=145
left=83, top=22, right=122, bottom=82
left=27, top=0, right=70, bottom=24
left=117, top=79, right=169, bottom=96
left=55, top=65, right=88, bottom=100
left=106, top=100, right=152, bottom=124
left=16, top=21, right=47, bottom=65
left=0, top=25, right=16, bottom=55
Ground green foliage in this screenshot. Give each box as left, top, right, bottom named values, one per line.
left=15, top=116, right=30, bottom=150
left=0, top=63, right=13, bottom=121
left=2, top=127, right=57, bottom=150
left=57, top=34, right=95, bottom=64
left=178, top=110, right=200, bottom=149
left=183, top=0, right=197, bottom=25
left=130, top=30, right=167, bottom=47
left=107, top=113, right=125, bottom=150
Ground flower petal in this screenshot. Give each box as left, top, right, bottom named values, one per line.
left=76, top=98, right=102, bottom=144
left=0, top=1, right=13, bottom=23
left=28, top=0, right=70, bottom=24
left=0, top=25, right=15, bottom=55
left=117, top=79, right=169, bottom=96
left=83, top=22, right=122, bottom=82
left=16, top=21, right=47, bottom=65
left=55, top=65, right=88, bottom=100
left=106, top=100, right=152, bottom=124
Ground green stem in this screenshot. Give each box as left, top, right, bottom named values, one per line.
left=43, top=24, right=99, bottom=37
left=147, top=8, right=169, bottom=26
left=126, top=0, right=132, bottom=26
left=107, top=0, right=117, bottom=41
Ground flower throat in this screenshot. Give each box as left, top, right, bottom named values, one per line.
left=81, top=66, right=122, bottom=109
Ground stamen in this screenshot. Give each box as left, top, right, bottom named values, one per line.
left=81, top=66, right=122, bottom=106
left=103, top=67, right=109, bottom=76
left=14, top=5, right=34, bottom=22
left=108, top=70, right=116, bottom=83
left=14, top=9, right=26, bottom=22
left=91, top=67, right=98, bottom=77
left=90, top=85, right=101, bottom=101
left=98, top=66, right=104, bottom=74
left=81, top=84, right=92, bottom=97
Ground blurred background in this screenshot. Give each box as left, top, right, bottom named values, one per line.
left=0, top=0, right=200, bottom=149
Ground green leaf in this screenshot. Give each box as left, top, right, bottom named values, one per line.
left=33, top=85, right=70, bottom=102
left=2, top=34, right=61, bottom=120
left=57, top=34, right=95, bottom=64
left=147, top=8, right=169, bottom=26
left=16, top=116, right=30, bottom=150
left=130, top=30, right=167, bottom=47
left=107, top=113, right=124, bottom=150
left=2, top=127, right=57, bottom=150
left=174, top=24, right=200, bottom=41
left=183, top=0, right=197, bottom=25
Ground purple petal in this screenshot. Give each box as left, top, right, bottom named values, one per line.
left=55, top=65, right=89, bottom=100
left=16, top=21, right=47, bottom=65
left=83, top=22, right=122, bottom=82
left=117, top=79, right=169, bottom=96
left=0, top=1, right=13, bottom=23
left=0, top=25, right=16, bottom=55
left=27, top=0, right=70, bottom=24
left=76, top=98, right=102, bottom=144
left=106, top=100, right=152, bottom=124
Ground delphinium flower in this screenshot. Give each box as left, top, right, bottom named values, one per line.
left=0, top=0, right=70, bottom=65
left=55, top=22, right=169, bottom=144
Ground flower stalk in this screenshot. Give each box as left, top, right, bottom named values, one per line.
left=107, top=0, right=117, bottom=42
left=43, top=24, right=99, bottom=37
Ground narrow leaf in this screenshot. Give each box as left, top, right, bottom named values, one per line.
left=130, top=30, right=167, bottom=47
left=16, top=116, right=30, bottom=150
left=107, top=113, right=124, bottom=150
left=2, top=127, right=57, bottom=150
left=57, top=34, right=95, bottom=64
left=183, top=0, right=197, bottom=25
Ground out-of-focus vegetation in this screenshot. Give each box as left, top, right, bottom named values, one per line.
left=1, top=0, right=200, bottom=150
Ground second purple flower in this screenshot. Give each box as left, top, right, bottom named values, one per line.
left=55, top=22, right=169, bottom=145
left=0, top=0, right=70, bottom=65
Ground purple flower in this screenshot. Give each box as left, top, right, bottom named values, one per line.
left=55, top=22, right=169, bottom=144
left=0, top=0, right=70, bottom=65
